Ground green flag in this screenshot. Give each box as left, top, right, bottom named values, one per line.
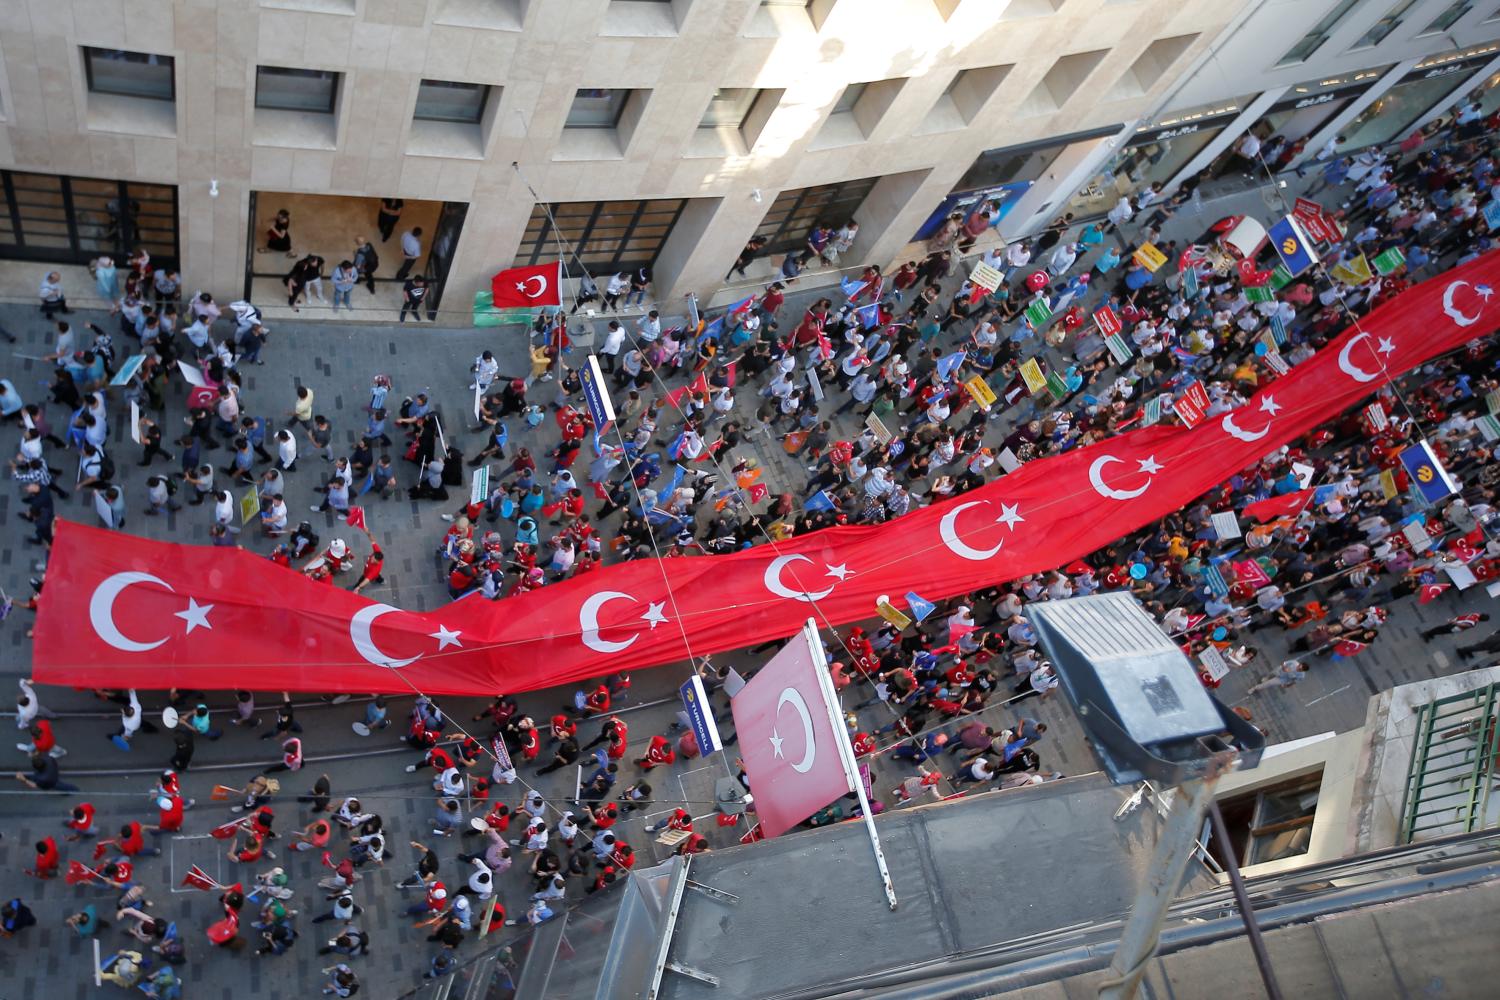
left=1372, top=247, right=1406, bottom=275
left=1244, top=285, right=1275, bottom=303
left=1024, top=299, right=1052, bottom=328
left=1268, top=265, right=1293, bottom=290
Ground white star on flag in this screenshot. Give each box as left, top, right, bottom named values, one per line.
left=994, top=503, right=1024, bottom=530
left=824, top=564, right=854, bottom=581
left=175, top=598, right=213, bottom=635
left=430, top=625, right=463, bottom=651
left=1259, top=395, right=1282, bottom=415
left=640, top=602, right=669, bottom=629
left=768, top=729, right=785, bottom=758
left=1137, top=455, right=1164, bottom=475
left=1377, top=337, right=1396, bottom=356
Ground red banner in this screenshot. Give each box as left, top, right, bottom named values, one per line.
left=32, top=255, right=1500, bottom=695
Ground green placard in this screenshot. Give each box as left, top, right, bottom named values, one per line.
left=1245, top=285, right=1275, bottom=303
left=1045, top=371, right=1068, bottom=401
left=1477, top=414, right=1500, bottom=443
left=1182, top=267, right=1199, bottom=298
left=1372, top=247, right=1406, bottom=275
left=473, top=290, right=534, bottom=328
left=1486, top=389, right=1500, bottom=415
left=1105, top=333, right=1132, bottom=365
left=1024, top=299, right=1052, bottom=328
left=1268, top=265, right=1293, bottom=290
left=1143, top=396, right=1164, bottom=426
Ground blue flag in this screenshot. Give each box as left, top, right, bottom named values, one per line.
left=664, top=462, right=686, bottom=496
left=698, top=316, right=725, bottom=344
left=853, top=303, right=881, bottom=329
left=904, top=592, right=936, bottom=622
left=1269, top=314, right=1288, bottom=346
left=805, top=490, right=835, bottom=512
left=1268, top=216, right=1316, bottom=277
left=936, top=350, right=966, bottom=382
left=841, top=275, right=869, bottom=300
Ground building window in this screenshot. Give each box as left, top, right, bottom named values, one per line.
left=255, top=66, right=339, bottom=114
left=1420, top=0, right=1473, bottom=33
left=83, top=48, right=175, bottom=102
left=0, top=170, right=180, bottom=268
left=1278, top=0, right=1367, bottom=65
left=831, top=83, right=865, bottom=116
left=753, top=177, right=878, bottom=254
left=414, top=80, right=490, bottom=124
left=1210, top=772, right=1321, bottom=868
left=699, top=88, right=760, bottom=129
left=514, top=198, right=687, bottom=274
left=567, top=89, right=630, bottom=129
left=1354, top=0, right=1420, bottom=46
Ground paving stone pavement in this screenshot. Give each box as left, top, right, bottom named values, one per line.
left=0, top=164, right=1493, bottom=997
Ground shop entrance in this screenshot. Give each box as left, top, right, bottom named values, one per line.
left=245, top=191, right=468, bottom=321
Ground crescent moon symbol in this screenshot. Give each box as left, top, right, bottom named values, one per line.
left=579, top=591, right=640, bottom=653
left=1337, top=332, right=1380, bottom=383
left=1221, top=411, right=1270, bottom=443
left=776, top=687, right=817, bottom=774
left=350, top=604, right=422, bottom=668
left=763, top=554, right=835, bottom=602
left=89, top=572, right=175, bottom=652
left=1089, top=455, right=1150, bottom=501
left=939, top=501, right=1004, bottom=561
left=520, top=275, right=548, bottom=299
left=1443, top=281, right=1481, bottom=327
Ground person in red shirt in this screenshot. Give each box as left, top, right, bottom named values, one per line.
left=64, top=802, right=97, bottom=841
left=515, top=721, right=541, bottom=762
left=227, top=826, right=264, bottom=864
left=608, top=841, right=636, bottom=870
left=28, top=836, right=60, bottom=879
left=572, top=684, right=610, bottom=718
left=584, top=802, right=618, bottom=830
left=404, top=881, right=447, bottom=919
left=758, top=283, right=786, bottom=324
left=349, top=543, right=385, bottom=594
left=583, top=716, right=629, bottom=760
left=548, top=714, right=577, bottom=744
left=148, top=794, right=185, bottom=836
left=115, top=822, right=161, bottom=859
left=291, top=817, right=333, bottom=853
left=634, top=734, right=676, bottom=771
left=19, top=719, right=60, bottom=757
left=647, top=808, right=692, bottom=834
left=675, top=832, right=710, bottom=856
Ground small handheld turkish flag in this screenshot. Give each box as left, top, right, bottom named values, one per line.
left=1418, top=583, right=1452, bottom=605
left=345, top=507, right=367, bottom=534
left=730, top=624, right=851, bottom=838
left=491, top=262, right=562, bottom=309
left=181, top=864, right=222, bottom=892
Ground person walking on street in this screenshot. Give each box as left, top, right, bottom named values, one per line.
left=1421, top=612, right=1489, bottom=639
left=1247, top=659, right=1309, bottom=695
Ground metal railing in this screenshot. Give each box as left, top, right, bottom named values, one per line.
left=1399, top=681, right=1500, bottom=843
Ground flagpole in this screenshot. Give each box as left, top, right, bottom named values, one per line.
left=802, top=618, right=898, bottom=910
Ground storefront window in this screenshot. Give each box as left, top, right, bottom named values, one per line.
left=1341, top=70, right=1471, bottom=149
left=514, top=198, right=688, bottom=273
left=1468, top=71, right=1500, bottom=115
left=1066, top=124, right=1228, bottom=218
left=753, top=177, right=878, bottom=254
left=0, top=170, right=178, bottom=267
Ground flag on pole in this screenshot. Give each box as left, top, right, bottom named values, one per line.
left=730, top=629, right=853, bottom=837
left=1418, top=583, right=1452, bottom=605
left=489, top=262, right=562, bottom=308
left=345, top=507, right=367, bottom=534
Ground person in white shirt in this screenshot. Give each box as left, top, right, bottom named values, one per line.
left=599, top=320, right=625, bottom=372
left=603, top=272, right=630, bottom=313
left=276, top=430, right=298, bottom=471
left=636, top=310, right=661, bottom=344
left=470, top=351, right=499, bottom=391
left=395, top=228, right=423, bottom=281
left=1004, top=240, right=1032, bottom=277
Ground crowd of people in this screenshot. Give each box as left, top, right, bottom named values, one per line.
left=4, top=97, right=1500, bottom=994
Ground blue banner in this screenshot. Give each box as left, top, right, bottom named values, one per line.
left=580, top=355, right=616, bottom=431
left=1268, top=216, right=1317, bottom=277
left=679, top=675, right=723, bottom=754
left=1399, top=440, right=1458, bottom=504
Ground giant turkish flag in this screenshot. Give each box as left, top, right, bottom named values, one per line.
left=32, top=255, right=1500, bottom=694
left=730, top=631, right=851, bottom=837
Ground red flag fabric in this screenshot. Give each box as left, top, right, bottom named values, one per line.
left=30, top=253, right=1500, bottom=695
left=1243, top=489, right=1316, bottom=522
left=729, top=632, right=850, bottom=838
left=747, top=482, right=769, bottom=505
left=1419, top=583, right=1452, bottom=605
left=181, top=864, right=221, bottom=891
left=490, top=262, right=562, bottom=308
left=345, top=507, right=367, bottom=534
left=210, top=818, right=249, bottom=840
left=1333, top=639, right=1368, bottom=657
left=65, top=860, right=101, bottom=885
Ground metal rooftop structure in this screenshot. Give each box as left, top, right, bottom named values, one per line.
left=1400, top=680, right=1500, bottom=843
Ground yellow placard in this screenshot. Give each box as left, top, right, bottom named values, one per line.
left=1019, top=358, right=1047, bottom=394
left=963, top=375, right=997, bottom=409
left=239, top=485, right=261, bottom=526
left=876, top=599, right=912, bottom=630
left=1132, top=242, right=1168, bottom=272
left=1378, top=469, right=1398, bottom=500
left=864, top=413, right=892, bottom=444
left=1330, top=253, right=1373, bottom=286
